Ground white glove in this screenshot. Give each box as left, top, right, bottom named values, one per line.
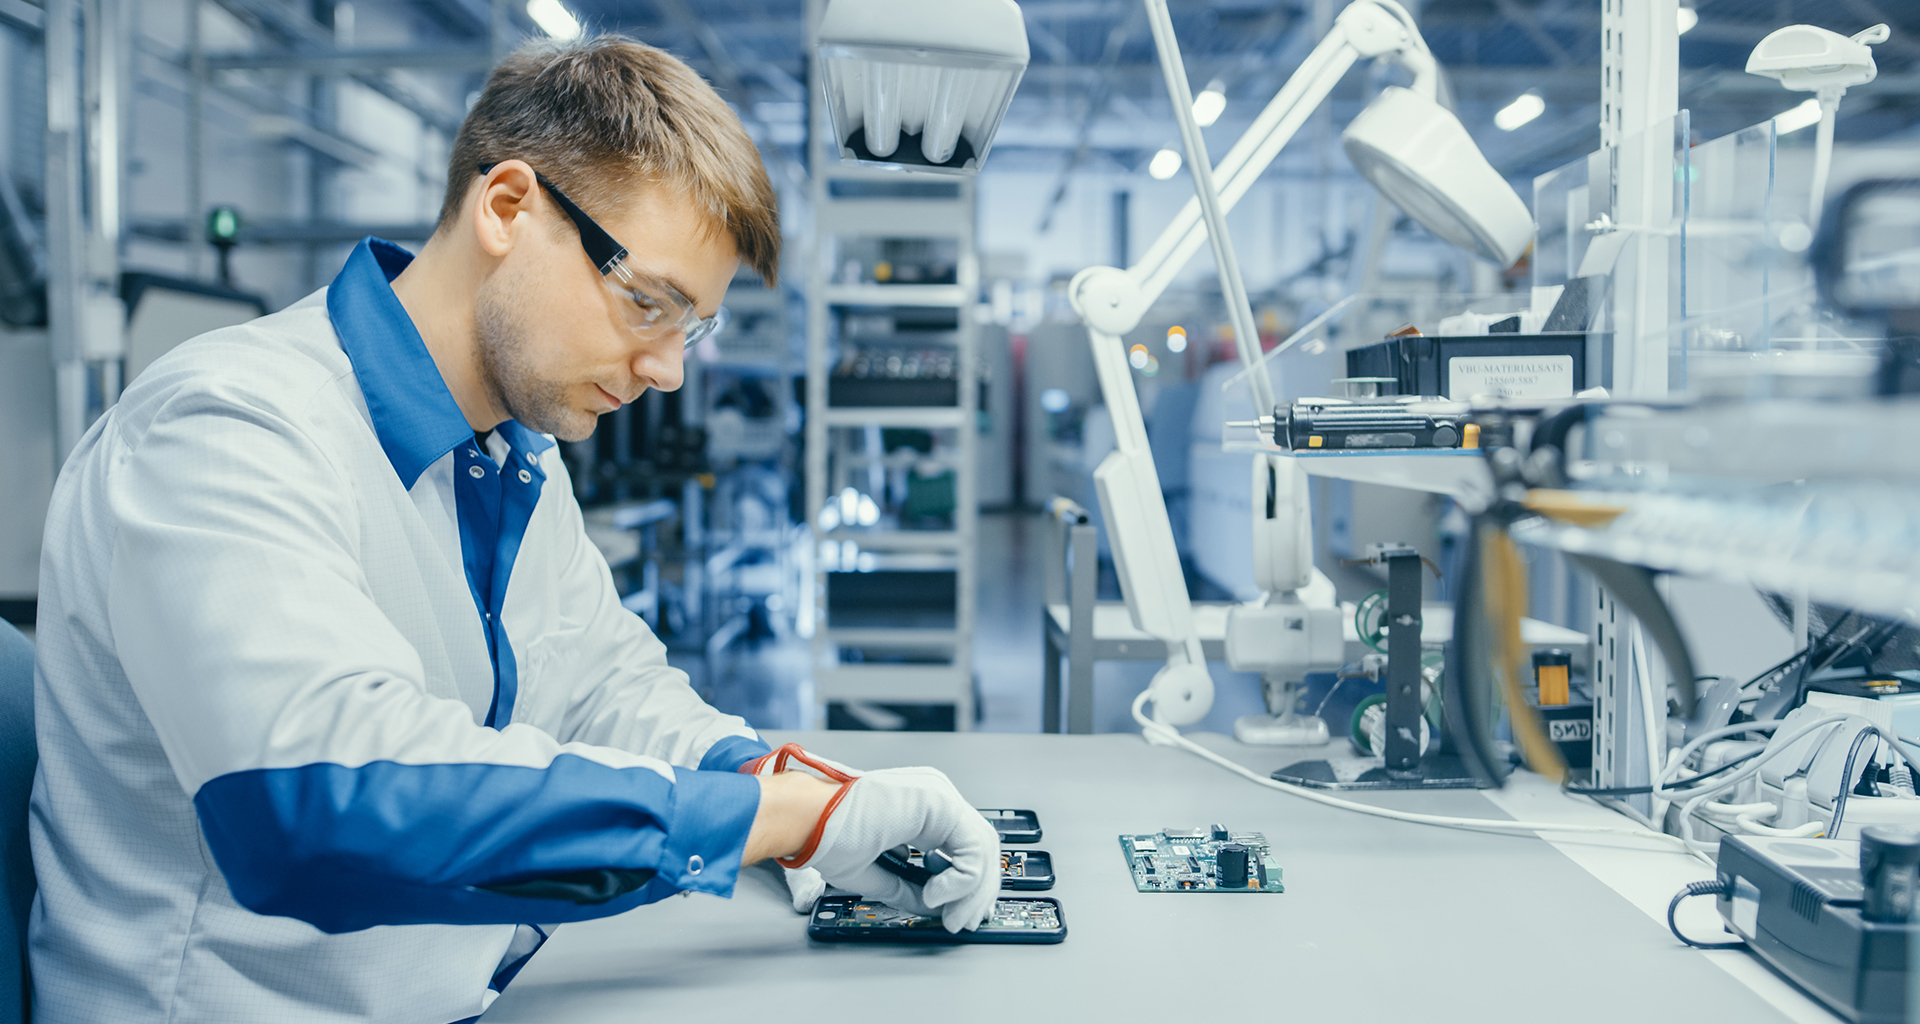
left=738, top=743, right=859, bottom=915
left=779, top=863, right=826, bottom=914
left=786, top=766, right=1001, bottom=933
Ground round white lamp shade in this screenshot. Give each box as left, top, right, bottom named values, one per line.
left=1342, top=86, right=1533, bottom=267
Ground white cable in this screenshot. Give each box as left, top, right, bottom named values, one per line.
left=1671, top=717, right=1920, bottom=811
left=1656, top=718, right=1800, bottom=793
left=1672, top=716, right=1855, bottom=847
left=1130, top=691, right=1715, bottom=866
left=1736, top=813, right=1822, bottom=838
left=1696, top=801, right=1777, bottom=819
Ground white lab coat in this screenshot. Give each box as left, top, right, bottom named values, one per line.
left=29, top=262, right=767, bottom=1024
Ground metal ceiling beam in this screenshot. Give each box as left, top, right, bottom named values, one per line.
left=1492, top=0, right=1576, bottom=68
left=1024, top=18, right=1078, bottom=64
left=136, top=33, right=381, bottom=169
left=203, top=46, right=493, bottom=73
left=406, top=0, right=494, bottom=39
left=131, top=218, right=438, bottom=244
left=648, top=0, right=806, bottom=183
left=205, top=0, right=467, bottom=135
left=0, top=0, right=43, bottom=32
left=1035, top=2, right=1143, bottom=232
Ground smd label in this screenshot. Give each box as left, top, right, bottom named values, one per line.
left=1448, top=354, right=1574, bottom=400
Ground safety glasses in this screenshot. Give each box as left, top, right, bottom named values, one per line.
left=478, top=163, right=727, bottom=348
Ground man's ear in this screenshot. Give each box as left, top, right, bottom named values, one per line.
left=471, top=160, right=539, bottom=259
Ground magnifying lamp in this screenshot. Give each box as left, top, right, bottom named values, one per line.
left=1343, top=87, right=1533, bottom=266
left=815, top=0, right=1030, bottom=174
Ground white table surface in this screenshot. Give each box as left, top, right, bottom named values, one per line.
left=479, top=730, right=1836, bottom=1023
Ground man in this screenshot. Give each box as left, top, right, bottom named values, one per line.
left=29, top=36, right=999, bottom=1024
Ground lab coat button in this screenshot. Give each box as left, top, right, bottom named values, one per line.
left=687, top=855, right=704, bottom=876
left=518, top=469, right=532, bottom=483
left=469, top=465, right=485, bottom=479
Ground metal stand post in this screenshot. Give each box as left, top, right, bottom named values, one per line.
left=1271, top=542, right=1488, bottom=790
left=1382, top=546, right=1424, bottom=773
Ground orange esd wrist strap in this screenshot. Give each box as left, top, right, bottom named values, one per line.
left=738, top=742, right=857, bottom=783
left=740, top=743, right=860, bottom=870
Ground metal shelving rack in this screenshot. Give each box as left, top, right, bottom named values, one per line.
left=802, top=29, right=979, bottom=727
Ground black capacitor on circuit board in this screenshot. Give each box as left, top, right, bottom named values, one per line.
left=1216, top=843, right=1249, bottom=889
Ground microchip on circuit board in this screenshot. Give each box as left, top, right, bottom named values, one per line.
left=1119, top=825, right=1284, bottom=893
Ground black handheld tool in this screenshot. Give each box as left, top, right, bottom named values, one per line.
left=875, top=845, right=953, bottom=886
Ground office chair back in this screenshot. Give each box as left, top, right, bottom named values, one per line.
left=0, top=622, right=33, bottom=1024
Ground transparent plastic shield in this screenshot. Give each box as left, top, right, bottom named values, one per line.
left=1668, top=115, right=1876, bottom=396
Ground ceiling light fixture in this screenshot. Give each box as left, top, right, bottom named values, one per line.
left=525, top=0, right=581, bottom=40
left=815, top=0, right=1030, bottom=174
left=1148, top=146, right=1183, bottom=179
left=1493, top=92, right=1544, bottom=131
left=1192, top=80, right=1227, bottom=127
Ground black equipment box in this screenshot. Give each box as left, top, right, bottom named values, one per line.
left=1717, top=835, right=1913, bottom=1023
left=1346, top=333, right=1592, bottom=401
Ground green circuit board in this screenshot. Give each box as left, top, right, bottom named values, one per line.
left=1119, top=826, right=1285, bottom=893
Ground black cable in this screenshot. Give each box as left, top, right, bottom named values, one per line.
left=1564, top=749, right=1762, bottom=797
left=1748, top=610, right=1860, bottom=694
left=1814, top=619, right=1903, bottom=678
left=1743, top=647, right=1812, bottom=691
left=1668, top=880, right=1745, bottom=949
left=1828, top=725, right=1888, bottom=839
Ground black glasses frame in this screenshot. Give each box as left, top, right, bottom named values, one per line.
left=479, top=162, right=629, bottom=275
left=476, top=162, right=724, bottom=347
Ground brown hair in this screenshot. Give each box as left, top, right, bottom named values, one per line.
left=439, top=35, right=780, bottom=284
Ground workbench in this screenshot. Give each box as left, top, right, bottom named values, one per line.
left=480, top=730, right=1838, bottom=1023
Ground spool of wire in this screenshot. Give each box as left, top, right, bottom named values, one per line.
left=1356, top=590, right=1390, bottom=653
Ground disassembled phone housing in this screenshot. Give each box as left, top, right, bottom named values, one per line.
left=808, top=896, right=1067, bottom=944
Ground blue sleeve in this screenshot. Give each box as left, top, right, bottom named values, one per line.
left=193, top=756, right=760, bottom=934
left=699, top=734, right=772, bottom=773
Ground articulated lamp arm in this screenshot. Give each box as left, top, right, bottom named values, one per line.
left=1071, top=0, right=1431, bottom=390
left=1061, top=0, right=1432, bottom=731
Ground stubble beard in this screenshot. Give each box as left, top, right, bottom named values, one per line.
left=474, top=278, right=597, bottom=442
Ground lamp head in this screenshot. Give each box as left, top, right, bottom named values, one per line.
left=1341, top=86, right=1533, bottom=267
left=816, top=0, right=1029, bottom=174
left=1746, top=23, right=1886, bottom=94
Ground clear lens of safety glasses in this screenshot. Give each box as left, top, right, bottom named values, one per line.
left=605, top=260, right=724, bottom=349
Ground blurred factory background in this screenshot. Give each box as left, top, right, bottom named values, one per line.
left=3, top=0, right=1917, bottom=734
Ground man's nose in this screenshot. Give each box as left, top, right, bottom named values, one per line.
left=636, top=338, right=685, bottom=393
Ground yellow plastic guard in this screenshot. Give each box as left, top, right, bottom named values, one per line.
left=1522, top=489, right=1629, bottom=527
